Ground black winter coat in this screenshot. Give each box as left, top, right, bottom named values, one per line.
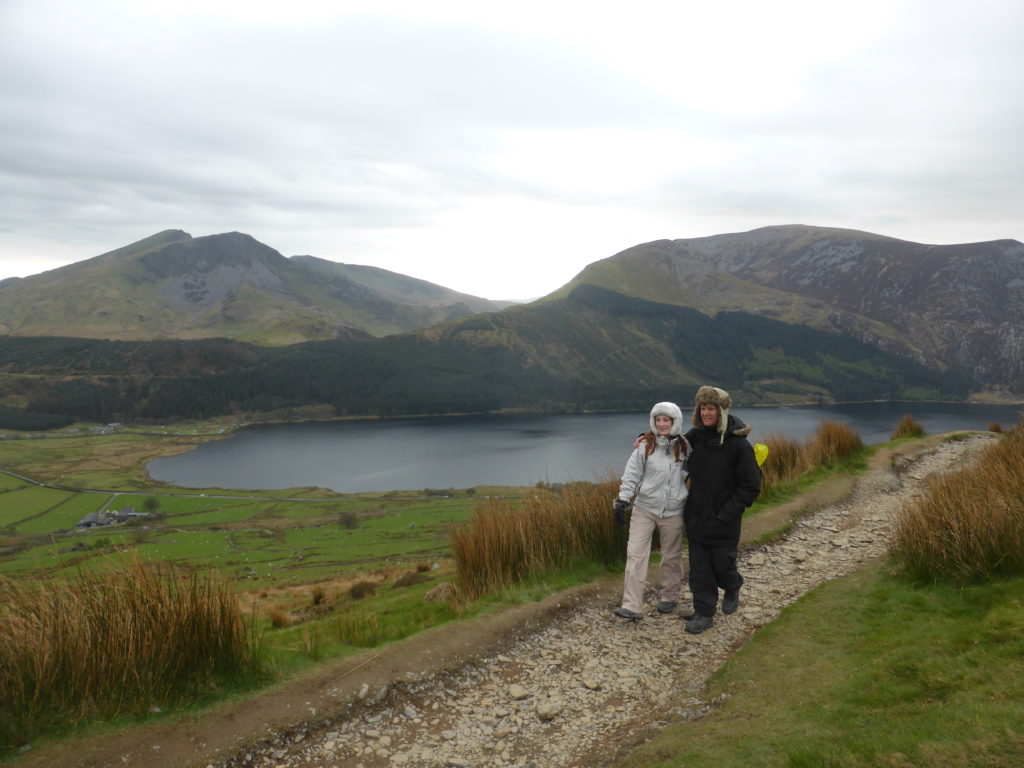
left=683, top=415, right=763, bottom=546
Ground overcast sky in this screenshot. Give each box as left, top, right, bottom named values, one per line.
left=2, top=0, right=1022, bottom=300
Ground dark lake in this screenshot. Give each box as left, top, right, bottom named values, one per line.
left=147, top=402, right=1023, bottom=493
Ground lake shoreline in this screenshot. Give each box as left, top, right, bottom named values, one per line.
left=198, top=395, right=1024, bottom=434
left=147, top=402, right=1023, bottom=494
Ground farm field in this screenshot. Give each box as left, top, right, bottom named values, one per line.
left=0, top=427, right=526, bottom=590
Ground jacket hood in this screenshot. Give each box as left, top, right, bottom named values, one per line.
left=725, top=414, right=752, bottom=438
left=649, top=401, right=683, bottom=437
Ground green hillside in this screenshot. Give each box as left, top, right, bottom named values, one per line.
left=0, top=285, right=970, bottom=426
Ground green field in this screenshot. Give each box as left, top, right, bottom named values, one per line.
left=1, top=486, right=76, bottom=528
left=13, top=493, right=110, bottom=534
left=0, top=432, right=507, bottom=590
left=0, top=473, right=27, bottom=492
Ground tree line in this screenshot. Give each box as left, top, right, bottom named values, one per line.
left=0, top=287, right=972, bottom=427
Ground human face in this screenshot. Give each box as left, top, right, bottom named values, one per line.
left=654, top=414, right=674, bottom=435
left=700, top=403, right=719, bottom=428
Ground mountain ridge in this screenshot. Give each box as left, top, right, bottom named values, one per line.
left=0, top=231, right=511, bottom=343
left=1, top=224, right=1021, bottom=426
left=561, top=224, right=1024, bottom=394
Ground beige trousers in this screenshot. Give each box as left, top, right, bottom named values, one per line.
left=620, top=507, right=685, bottom=613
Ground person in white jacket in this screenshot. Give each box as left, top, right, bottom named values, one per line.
left=613, top=401, right=689, bottom=619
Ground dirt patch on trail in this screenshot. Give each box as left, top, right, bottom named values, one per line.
left=10, top=433, right=982, bottom=768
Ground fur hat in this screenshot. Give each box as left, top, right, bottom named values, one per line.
left=692, top=386, right=732, bottom=443
left=649, top=401, right=683, bottom=437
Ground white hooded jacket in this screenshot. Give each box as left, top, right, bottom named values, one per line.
left=617, top=402, right=689, bottom=517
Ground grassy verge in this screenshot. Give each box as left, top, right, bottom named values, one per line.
left=0, top=559, right=266, bottom=752
left=618, top=567, right=1024, bottom=768
left=756, top=420, right=866, bottom=507
left=891, top=418, right=1024, bottom=581
left=452, top=477, right=624, bottom=600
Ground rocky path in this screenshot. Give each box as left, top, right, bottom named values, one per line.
left=214, top=433, right=993, bottom=768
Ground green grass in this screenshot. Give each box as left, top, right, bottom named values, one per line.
left=259, top=576, right=461, bottom=670
left=256, top=557, right=613, bottom=675
left=13, top=493, right=110, bottom=534
left=619, top=568, right=1024, bottom=768
left=138, top=495, right=255, bottom=516
left=0, top=486, right=76, bottom=528
left=163, top=501, right=267, bottom=525
left=1, top=489, right=482, bottom=588
left=0, top=473, right=28, bottom=492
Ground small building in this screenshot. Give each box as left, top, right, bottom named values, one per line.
left=76, top=512, right=112, bottom=529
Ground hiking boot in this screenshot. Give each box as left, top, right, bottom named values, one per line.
left=722, top=588, right=740, bottom=615
left=656, top=601, right=677, bottom=614
left=684, top=614, right=714, bottom=634
left=614, top=607, right=643, bottom=620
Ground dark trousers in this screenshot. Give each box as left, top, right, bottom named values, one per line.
left=688, top=540, right=743, bottom=617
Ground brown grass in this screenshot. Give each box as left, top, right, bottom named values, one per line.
left=267, top=606, right=291, bottom=628
left=452, top=477, right=622, bottom=600
left=348, top=581, right=377, bottom=600
left=805, top=420, right=865, bottom=467
left=759, top=420, right=864, bottom=496
left=891, top=417, right=1024, bottom=582
left=892, top=413, right=927, bottom=440
left=759, top=433, right=808, bottom=489
left=0, top=558, right=263, bottom=751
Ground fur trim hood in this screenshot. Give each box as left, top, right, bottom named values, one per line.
left=649, top=401, right=684, bottom=437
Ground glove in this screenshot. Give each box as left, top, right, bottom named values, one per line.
left=613, top=498, right=631, bottom=526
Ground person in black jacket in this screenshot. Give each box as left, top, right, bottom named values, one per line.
left=681, top=386, right=762, bottom=634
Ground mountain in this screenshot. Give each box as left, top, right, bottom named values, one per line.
left=0, top=231, right=510, bottom=344
left=2, top=224, right=1020, bottom=426
left=557, top=225, right=1024, bottom=396
left=287, top=255, right=513, bottom=335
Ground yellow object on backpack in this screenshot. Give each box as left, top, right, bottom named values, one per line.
left=754, top=443, right=769, bottom=467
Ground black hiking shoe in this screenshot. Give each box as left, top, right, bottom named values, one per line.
left=614, top=607, right=643, bottom=620
left=656, top=601, right=677, bottom=614
left=722, top=588, right=740, bottom=615
left=684, top=614, right=714, bottom=634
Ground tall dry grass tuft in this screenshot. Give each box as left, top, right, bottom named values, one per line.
left=892, top=414, right=926, bottom=440
left=891, top=417, right=1024, bottom=582
left=453, top=476, right=622, bottom=600
left=759, top=433, right=809, bottom=490
left=805, top=420, right=865, bottom=467
left=0, top=558, right=263, bottom=751
left=757, top=421, right=864, bottom=502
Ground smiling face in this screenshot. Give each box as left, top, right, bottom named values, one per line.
left=654, top=414, right=674, bottom=435
left=699, top=403, right=719, bottom=428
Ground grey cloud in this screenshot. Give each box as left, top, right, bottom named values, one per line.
left=1, top=0, right=1022, bottom=293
